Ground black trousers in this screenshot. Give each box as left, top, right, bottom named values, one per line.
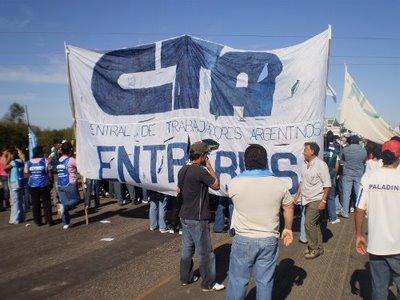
left=29, top=185, right=53, bottom=225
left=170, top=196, right=182, bottom=230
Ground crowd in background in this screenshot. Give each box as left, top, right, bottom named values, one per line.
left=0, top=133, right=397, bottom=231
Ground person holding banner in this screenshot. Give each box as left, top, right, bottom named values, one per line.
left=178, top=141, right=224, bottom=292
left=355, top=138, right=400, bottom=300
left=56, top=142, right=80, bottom=229
left=25, top=146, right=54, bottom=226
left=148, top=190, right=168, bottom=233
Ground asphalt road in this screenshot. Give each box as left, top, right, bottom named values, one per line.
left=0, top=197, right=392, bottom=300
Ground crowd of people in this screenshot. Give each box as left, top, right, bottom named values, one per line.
left=175, top=133, right=400, bottom=298
left=0, top=133, right=399, bottom=299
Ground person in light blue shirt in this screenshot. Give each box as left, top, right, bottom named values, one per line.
left=6, top=150, right=25, bottom=224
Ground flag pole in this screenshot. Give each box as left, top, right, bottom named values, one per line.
left=24, top=105, right=30, bottom=127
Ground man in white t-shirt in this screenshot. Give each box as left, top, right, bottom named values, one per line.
left=355, top=139, right=400, bottom=300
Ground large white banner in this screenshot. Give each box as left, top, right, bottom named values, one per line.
left=66, top=28, right=331, bottom=196
left=340, top=68, right=399, bottom=144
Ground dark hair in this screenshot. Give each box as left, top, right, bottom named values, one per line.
left=189, top=151, right=202, bottom=161
left=244, top=144, right=268, bottom=170
left=349, top=135, right=360, bottom=145
left=365, top=141, right=381, bottom=159
left=390, top=136, right=400, bottom=142
left=382, top=150, right=397, bottom=166
left=32, top=146, right=44, bottom=158
left=53, top=138, right=62, bottom=145
left=61, top=142, right=73, bottom=155
left=326, top=131, right=334, bottom=144
left=11, top=150, right=19, bottom=161
left=304, top=142, right=320, bottom=156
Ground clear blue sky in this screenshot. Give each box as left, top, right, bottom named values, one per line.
left=0, top=0, right=399, bottom=129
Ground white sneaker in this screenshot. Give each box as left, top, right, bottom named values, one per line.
left=149, top=227, right=157, bottom=231
left=202, top=282, right=225, bottom=292
left=169, top=229, right=175, bottom=234
left=63, top=224, right=70, bottom=230
left=179, top=229, right=183, bottom=235
left=159, top=228, right=169, bottom=234
left=330, top=219, right=341, bottom=224
left=350, top=207, right=355, bottom=213
left=181, top=275, right=199, bottom=286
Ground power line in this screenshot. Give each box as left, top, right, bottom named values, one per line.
left=0, top=51, right=400, bottom=60
left=1, top=63, right=400, bottom=66
left=0, top=30, right=399, bottom=41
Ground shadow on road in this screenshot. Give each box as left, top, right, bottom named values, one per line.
left=215, top=243, right=231, bottom=283
left=245, top=258, right=307, bottom=300
left=350, top=262, right=398, bottom=300
left=350, top=263, right=371, bottom=300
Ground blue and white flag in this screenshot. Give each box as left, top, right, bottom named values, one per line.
left=28, top=127, right=38, bottom=159
left=66, top=28, right=331, bottom=195
left=326, top=83, right=337, bottom=103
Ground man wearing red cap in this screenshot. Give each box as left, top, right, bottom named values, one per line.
left=355, top=138, right=400, bottom=300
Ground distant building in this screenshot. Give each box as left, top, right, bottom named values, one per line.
left=324, top=118, right=341, bottom=136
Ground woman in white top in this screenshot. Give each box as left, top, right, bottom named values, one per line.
left=365, top=141, right=383, bottom=173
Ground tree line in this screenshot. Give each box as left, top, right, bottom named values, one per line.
left=0, top=102, right=74, bottom=153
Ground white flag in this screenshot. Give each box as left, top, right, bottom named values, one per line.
left=339, top=68, right=399, bottom=144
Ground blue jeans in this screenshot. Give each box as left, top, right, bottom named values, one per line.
left=300, top=205, right=307, bottom=242
left=327, top=180, right=338, bottom=221
left=85, top=179, right=100, bottom=207
left=341, top=175, right=361, bottom=217
left=9, top=183, right=24, bottom=224
left=113, top=182, right=124, bottom=204
left=180, top=219, right=216, bottom=289
left=149, top=194, right=167, bottom=230
left=213, top=196, right=233, bottom=232
left=227, top=234, right=279, bottom=300
left=57, top=183, right=80, bottom=225
left=369, top=254, right=400, bottom=300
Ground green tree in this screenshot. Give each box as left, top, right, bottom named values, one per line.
left=3, top=103, right=26, bottom=123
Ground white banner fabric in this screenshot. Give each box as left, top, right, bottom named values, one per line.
left=66, top=28, right=331, bottom=196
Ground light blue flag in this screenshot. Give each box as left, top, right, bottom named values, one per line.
left=28, top=127, right=38, bottom=159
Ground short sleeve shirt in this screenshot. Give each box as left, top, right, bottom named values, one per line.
left=178, top=163, right=215, bottom=220
left=342, top=144, right=367, bottom=177
left=300, top=156, right=331, bottom=205
left=228, top=174, right=293, bottom=238
left=356, top=168, right=400, bottom=255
